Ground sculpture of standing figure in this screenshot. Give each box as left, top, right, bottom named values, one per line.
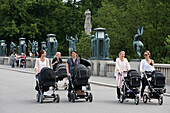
left=91, top=35, right=95, bottom=57
left=105, top=34, right=110, bottom=58
left=133, top=26, right=144, bottom=59
left=10, top=41, right=16, bottom=54
left=53, top=38, right=58, bottom=52
left=35, top=41, right=38, bottom=56
left=84, top=9, right=92, bottom=35
left=66, top=35, right=78, bottom=56
left=2, top=44, right=7, bottom=56
left=29, top=40, right=38, bottom=56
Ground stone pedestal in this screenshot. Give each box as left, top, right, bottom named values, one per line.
left=90, top=60, right=100, bottom=76
left=0, top=57, right=3, bottom=64
left=99, top=61, right=108, bottom=77
left=3, top=57, right=10, bottom=65
left=130, top=60, right=141, bottom=71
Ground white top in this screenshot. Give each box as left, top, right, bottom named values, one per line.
left=140, top=59, right=155, bottom=78
left=29, top=52, right=33, bottom=57
left=34, top=58, right=50, bottom=73
left=115, top=58, right=131, bottom=73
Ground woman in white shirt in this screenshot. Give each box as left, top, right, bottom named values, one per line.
left=35, top=50, right=50, bottom=78
left=115, top=51, right=131, bottom=100
left=140, top=51, right=155, bottom=100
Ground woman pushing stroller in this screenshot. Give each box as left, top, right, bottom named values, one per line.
left=140, top=50, right=155, bottom=101
left=115, top=51, right=131, bottom=101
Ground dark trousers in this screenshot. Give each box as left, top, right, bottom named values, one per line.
left=68, top=79, right=72, bottom=92
left=141, top=77, right=147, bottom=97
left=117, top=87, right=120, bottom=99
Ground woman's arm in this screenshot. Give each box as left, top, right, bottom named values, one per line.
left=51, top=58, right=57, bottom=66
left=115, top=58, right=121, bottom=72
left=140, top=60, right=144, bottom=73
left=66, top=63, right=70, bottom=77
left=34, top=58, right=38, bottom=76
left=47, top=59, right=50, bottom=68
left=152, top=60, right=154, bottom=67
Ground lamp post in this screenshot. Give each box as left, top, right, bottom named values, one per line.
left=0, top=40, right=6, bottom=56
left=46, top=34, right=58, bottom=58
left=41, top=41, right=47, bottom=51
left=18, top=38, right=27, bottom=55
left=90, top=28, right=106, bottom=60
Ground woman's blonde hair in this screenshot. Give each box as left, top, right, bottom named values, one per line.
left=55, top=52, right=61, bottom=57
left=119, top=51, right=125, bottom=56
left=145, top=50, right=151, bottom=55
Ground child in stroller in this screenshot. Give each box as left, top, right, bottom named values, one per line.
left=20, top=53, right=26, bottom=68
left=119, top=69, right=141, bottom=105
left=35, top=67, right=60, bottom=103
left=142, top=70, right=166, bottom=105
left=68, top=63, right=93, bottom=103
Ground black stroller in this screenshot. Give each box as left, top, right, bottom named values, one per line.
left=68, top=60, right=93, bottom=103
left=55, top=64, right=68, bottom=90
left=143, top=70, right=166, bottom=105
left=20, top=58, right=26, bottom=68
left=35, top=67, right=60, bottom=103
left=119, top=69, right=141, bottom=105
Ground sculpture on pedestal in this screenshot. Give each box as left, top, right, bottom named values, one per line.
left=84, top=9, right=92, bottom=35
left=66, top=35, right=78, bottom=56
left=10, top=41, right=16, bottom=54
left=29, top=40, right=38, bottom=56
left=105, top=34, right=110, bottom=58
left=133, top=26, right=144, bottom=59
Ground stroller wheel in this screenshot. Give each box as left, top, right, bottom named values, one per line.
left=135, top=96, right=139, bottom=105
left=71, top=93, right=75, bottom=103
left=120, top=94, right=124, bottom=103
left=158, top=96, right=163, bottom=105
left=88, top=93, right=93, bottom=102
left=39, top=95, right=43, bottom=103
left=68, top=92, right=71, bottom=101
left=143, top=94, right=148, bottom=104
left=54, top=94, right=60, bottom=103
left=36, top=94, right=40, bottom=102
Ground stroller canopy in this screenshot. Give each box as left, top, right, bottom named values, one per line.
left=80, top=58, right=91, bottom=67
left=74, top=64, right=91, bottom=79
left=127, top=69, right=140, bottom=78
left=39, top=67, right=56, bottom=87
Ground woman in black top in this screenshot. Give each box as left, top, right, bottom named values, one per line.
left=52, top=52, right=63, bottom=71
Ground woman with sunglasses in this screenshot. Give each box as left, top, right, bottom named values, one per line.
left=140, top=50, right=155, bottom=101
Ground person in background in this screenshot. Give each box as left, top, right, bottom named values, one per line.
left=52, top=52, right=63, bottom=71
left=29, top=51, right=33, bottom=57
left=10, top=52, right=16, bottom=68
left=15, top=53, right=20, bottom=67
left=140, top=50, right=155, bottom=101
left=115, top=51, right=131, bottom=101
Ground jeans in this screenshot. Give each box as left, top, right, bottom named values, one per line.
left=11, top=61, right=15, bottom=68
left=117, top=87, right=120, bottom=99
left=141, top=77, right=147, bottom=97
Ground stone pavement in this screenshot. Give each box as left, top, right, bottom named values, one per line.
left=0, top=64, right=170, bottom=95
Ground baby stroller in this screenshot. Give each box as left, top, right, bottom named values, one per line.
left=143, top=70, right=166, bottom=105
left=68, top=62, right=93, bottom=103
left=119, top=69, right=141, bottom=105
left=35, top=67, right=60, bottom=103
left=55, top=64, right=68, bottom=90
left=20, top=58, right=26, bottom=68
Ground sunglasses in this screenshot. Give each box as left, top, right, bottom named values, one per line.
left=144, top=54, right=148, bottom=56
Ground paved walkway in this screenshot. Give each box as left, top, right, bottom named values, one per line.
left=0, top=64, right=170, bottom=95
